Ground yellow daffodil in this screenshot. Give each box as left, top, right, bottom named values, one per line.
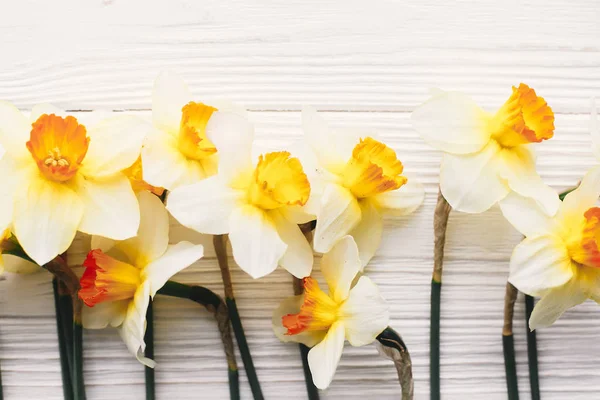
left=166, top=115, right=314, bottom=279
left=501, top=166, right=600, bottom=329
left=142, top=71, right=247, bottom=191
left=80, top=192, right=204, bottom=366
left=301, top=106, right=424, bottom=266
left=272, top=236, right=389, bottom=389
left=0, top=102, right=149, bottom=265
left=412, top=84, right=559, bottom=215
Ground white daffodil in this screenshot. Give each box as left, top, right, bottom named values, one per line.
left=80, top=191, right=204, bottom=366
left=272, top=236, right=389, bottom=389
left=166, top=115, right=314, bottom=279
left=0, top=102, right=149, bottom=265
left=412, top=83, right=559, bottom=215
left=142, top=71, right=247, bottom=191
left=500, top=166, right=600, bottom=329
left=301, top=106, right=425, bottom=267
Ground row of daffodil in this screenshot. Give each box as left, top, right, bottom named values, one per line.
left=413, top=85, right=600, bottom=330
left=0, top=71, right=425, bottom=389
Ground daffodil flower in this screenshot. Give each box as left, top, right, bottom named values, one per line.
left=142, top=71, right=247, bottom=190
left=166, top=116, right=314, bottom=279
left=500, top=166, right=600, bottom=329
left=301, top=106, right=425, bottom=266
left=272, top=236, right=389, bottom=389
left=122, top=156, right=165, bottom=197
left=412, top=84, right=559, bottom=215
left=80, top=191, right=204, bottom=366
left=0, top=102, right=149, bottom=265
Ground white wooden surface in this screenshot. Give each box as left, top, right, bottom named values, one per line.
left=0, top=1, right=599, bottom=398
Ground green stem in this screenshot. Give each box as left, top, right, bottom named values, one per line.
left=559, top=187, right=576, bottom=201
left=214, top=235, right=264, bottom=400
left=298, top=344, right=319, bottom=399
left=430, top=279, right=441, bottom=400
left=144, top=300, right=155, bottom=400
left=430, top=190, right=451, bottom=400
left=525, top=295, right=540, bottom=400
left=157, top=281, right=239, bottom=400
left=53, top=279, right=74, bottom=400
left=72, top=321, right=86, bottom=400
left=502, top=334, right=519, bottom=400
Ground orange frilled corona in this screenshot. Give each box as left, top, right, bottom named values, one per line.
left=246, top=151, right=311, bottom=210
left=79, top=249, right=142, bottom=307
left=340, top=137, right=407, bottom=198
left=489, top=83, right=555, bottom=148
left=177, top=101, right=218, bottom=161
left=27, top=114, right=90, bottom=182
left=282, top=277, right=339, bottom=335
left=568, top=207, right=600, bottom=269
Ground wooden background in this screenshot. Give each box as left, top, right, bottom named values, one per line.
left=0, top=0, right=599, bottom=398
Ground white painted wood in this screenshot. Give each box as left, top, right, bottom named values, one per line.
left=0, top=1, right=599, bottom=399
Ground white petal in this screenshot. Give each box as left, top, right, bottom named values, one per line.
left=349, top=200, right=382, bottom=268
left=373, top=178, right=425, bottom=216
left=499, top=192, right=558, bottom=237
left=152, top=71, right=191, bottom=135
left=204, top=99, right=248, bottom=117
left=509, top=235, right=573, bottom=296
left=117, top=191, right=169, bottom=266
left=13, top=174, right=83, bottom=265
left=271, top=210, right=313, bottom=278
left=0, top=101, right=30, bottom=160
left=82, top=300, right=128, bottom=329
left=529, top=278, right=587, bottom=330
left=30, top=103, right=65, bottom=122
left=321, top=236, right=362, bottom=303
left=271, top=294, right=326, bottom=347
left=307, top=321, right=345, bottom=390
left=302, top=106, right=362, bottom=174
left=81, top=115, right=150, bottom=178
left=411, top=91, right=491, bottom=154
left=144, top=242, right=204, bottom=297
left=118, top=282, right=155, bottom=368
left=591, top=98, right=600, bottom=160
left=205, top=111, right=254, bottom=182
left=497, top=146, right=560, bottom=216
left=339, top=276, right=390, bottom=347
left=141, top=130, right=206, bottom=190
left=439, top=140, right=509, bottom=213
left=557, top=165, right=600, bottom=223
left=228, top=205, right=287, bottom=279
left=166, top=176, right=244, bottom=235
left=278, top=205, right=315, bottom=224
left=73, top=174, right=140, bottom=241
left=90, top=235, right=116, bottom=253
left=313, top=184, right=361, bottom=254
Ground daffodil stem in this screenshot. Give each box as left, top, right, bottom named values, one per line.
left=72, top=298, right=86, bottom=400
left=292, top=276, right=320, bottom=400
left=430, top=189, right=451, bottom=400
left=503, top=282, right=519, bottom=400
left=525, top=297, right=540, bottom=400
left=377, top=327, right=414, bottom=400
left=213, top=234, right=264, bottom=400
left=144, top=300, right=155, bottom=400
left=157, top=281, right=239, bottom=400
left=53, top=279, right=74, bottom=400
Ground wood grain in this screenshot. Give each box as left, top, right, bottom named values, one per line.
left=0, top=1, right=599, bottom=399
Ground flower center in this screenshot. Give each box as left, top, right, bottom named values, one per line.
left=488, top=83, right=554, bottom=148
left=79, top=249, right=142, bottom=307
left=567, top=207, right=600, bottom=269
left=178, top=101, right=218, bottom=161
left=27, top=114, right=90, bottom=182
left=246, top=151, right=311, bottom=210
left=123, top=156, right=165, bottom=197
left=282, top=277, right=339, bottom=335
left=340, top=137, right=407, bottom=198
